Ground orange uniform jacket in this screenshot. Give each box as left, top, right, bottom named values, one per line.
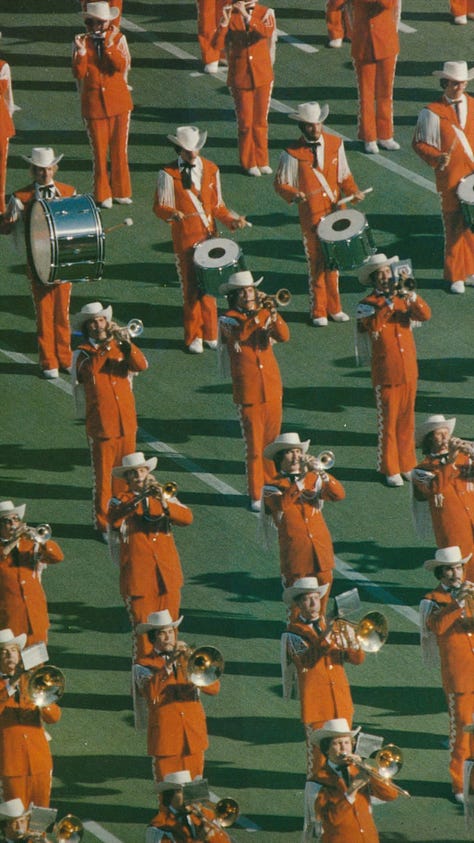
left=0, top=61, right=15, bottom=142
left=0, top=674, right=61, bottom=778
left=0, top=538, right=63, bottom=643
left=287, top=617, right=364, bottom=725
left=264, top=471, right=345, bottom=583
left=350, top=0, right=399, bottom=62
left=357, top=293, right=431, bottom=387
left=72, top=27, right=132, bottom=119
left=221, top=308, right=289, bottom=405
left=212, top=4, right=274, bottom=89
left=76, top=339, right=148, bottom=440
left=413, top=454, right=474, bottom=561
left=424, top=586, right=474, bottom=694
left=9, top=181, right=76, bottom=242
left=149, top=803, right=231, bottom=841
left=139, top=653, right=219, bottom=758
left=314, top=762, right=399, bottom=843
left=108, top=493, right=193, bottom=599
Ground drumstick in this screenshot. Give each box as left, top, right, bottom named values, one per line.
left=104, top=217, right=134, bottom=234
left=335, top=187, right=373, bottom=207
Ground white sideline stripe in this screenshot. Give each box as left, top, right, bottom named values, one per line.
left=276, top=28, right=318, bottom=53
left=398, top=22, right=417, bottom=33
left=83, top=821, right=124, bottom=843
left=335, top=556, right=421, bottom=627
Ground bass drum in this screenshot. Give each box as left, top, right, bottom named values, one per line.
left=26, top=194, right=105, bottom=285
left=317, top=208, right=376, bottom=271
left=194, top=237, right=246, bottom=297
left=456, top=173, right=474, bottom=230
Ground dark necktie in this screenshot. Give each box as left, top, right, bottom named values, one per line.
left=181, top=162, right=195, bottom=189
left=39, top=185, right=55, bottom=199
left=308, top=141, right=321, bottom=169
left=453, top=100, right=462, bottom=124
left=336, top=765, right=351, bottom=786
left=93, top=35, right=104, bottom=60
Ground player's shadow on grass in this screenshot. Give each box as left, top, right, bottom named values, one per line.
left=183, top=605, right=283, bottom=638
left=351, top=685, right=445, bottom=718
left=208, top=715, right=302, bottom=746
left=48, top=601, right=128, bottom=635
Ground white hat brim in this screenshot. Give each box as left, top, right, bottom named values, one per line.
left=357, top=255, right=399, bottom=285
left=136, top=615, right=183, bottom=635
left=21, top=153, right=64, bottom=167
left=0, top=503, right=26, bottom=521
left=71, top=305, right=113, bottom=331
left=167, top=130, right=208, bottom=152
left=83, top=6, right=120, bottom=20
left=424, top=552, right=471, bottom=572
left=112, top=456, right=158, bottom=478
left=283, top=582, right=329, bottom=604
left=415, top=416, right=456, bottom=447
left=263, top=437, right=310, bottom=461
left=219, top=276, right=263, bottom=295
left=432, top=69, right=474, bottom=81
left=0, top=631, right=27, bottom=651
left=288, top=104, right=330, bottom=123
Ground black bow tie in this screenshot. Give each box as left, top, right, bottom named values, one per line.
left=39, top=185, right=55, bottom=199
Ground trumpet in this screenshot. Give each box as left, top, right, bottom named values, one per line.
left=303, top=450, right=335, bottom=473
left=134, top=478, right=178, bottom=505
left=390, top=274, right=416, bottom=297
left=452, top=581, right=474, bottom=614
left=256, top=288, right=292, bottom=310
left=108, top=318, right=144, bottom=342
left=1, top=522, right=52, bottom=557
left=449, top=436, right=474, bottom=458
left=327, top=611, right=389, bottom=654
left=344, top=744, right=410, bottom=797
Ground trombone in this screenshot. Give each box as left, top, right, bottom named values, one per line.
left=328, top=611, right=389, bottom=654
left=26, top=664, right=66, bottom=707
left=26, top=814, right=83, bottom=843
left=168, top=645, right=225, bottom=687
left=345, top=744, right=410, bottom=797
left=186, top=797, right=240, bottom=834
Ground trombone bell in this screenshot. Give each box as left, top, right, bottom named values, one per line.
left=186, top=646, right=224, bottom=687
left=54, top=815, right=84, bottom=843
left=374, top=744, right=403, bottom=779
left=214, top=797, right=240, bottom=827
left=27, top=665, right=66, bottom=707
left=356, top=611, right=389, bottom=653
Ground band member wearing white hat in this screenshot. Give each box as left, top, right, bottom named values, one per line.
left=274, top=102, right=365, bottom=326
left=218, top=270, right=289, bottom=511
left=72, top=2, right=132, bottom=207
left=350, top=0, right=400, bottom=154
left=282, top=578, right=364, bottom=781
left=420, top=546, right=474, bottom=802
left=310, top=719, right=400, bottom=842
left=212, top=0, right=276, bottom=175
left=0, top=147, right=76, bottom=379
left=80, top=0, right=123, bottom=27
left=153, top=126, right=247, bottom=354
left=356, top=253, right=431, bottom=487
left=413, top=60, right=474, bottom=294
left=135, top=611, right=220, bottom=784
left=0, top=54, right=16, bottom=214
left=262, top=432, right=345, bottom=605
left=73, top=302, right=148, bottom=539
left=146, top=770, right=233, bottom=842
left=0, top=628, right=61, bottom=808
left=0, top=799, right=30, bottom=843
left=108, top=452, right=193, bottom=659
left=412, top=415, right=474, bottom=577
left=0, top=500, right=63, bottom=646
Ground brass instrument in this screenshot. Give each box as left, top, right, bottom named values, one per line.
left=1, top=522, right=52, bottom=557
left=390, top=274, right=416, bottom=297
left=449, top=436, right=474, bottom=458
left=186, top=646, right=225, bottom=687
left=303, top=450, right=335, bottom=473
left=329, top=611, right=388, bottom=654
left=54, top=815, right=83, bottom=843
left=256, top=288, right=292, bottom=310
left=452, top=581, right=474, bottom=614
left=135, top=478, right=178, bottom=505
left=186, top=797, right=240, bottom=837
left=26, top=664, right=66, bottom=707
left=109, top=318, right=144, bottom=342
left=344, top=744, right=410, bottom=797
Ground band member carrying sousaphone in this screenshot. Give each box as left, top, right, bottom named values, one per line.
left=153, top=125, right=247, bottom=354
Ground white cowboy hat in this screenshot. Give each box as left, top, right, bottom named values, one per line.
left=21, top=147, right=63, bottom=168
left=0, top=628, right=27, bottom=650
left=219, top=270, right=263, bottom=296
left=83, top=2, right=120, bottom=21
left=71, top=301, right=113, bottom=331
left=310, top=718, right=361, bottom=746
left=136, top=610, right=183, bottom=636
left=283, top=576, right=329, bottom=604
left=263, top=432, right=310, bottom=462
left=415, top=414, right=456, bottom=447
left=424, top=546, right=471, bottom=572
left=155, top=770, right=193, bottom=793
left=357, top=253, right=399, bottom=286
left=0, top=500, right=26, bottom=521
left=0, top=799, right=29, bottom=820
left=111, top=452, right=158, bottom=478
left=432, top=61, right=474, bottom=82
left=288, top=101, right=330, bottom=124
left=167, top=126, right=207, bottom=152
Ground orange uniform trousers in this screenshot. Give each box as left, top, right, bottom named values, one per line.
left=197, top=0, right=227, bottom=65
left=230, top=83, right=273, bottom=170
left=303, top=227, right=343, bottom=319
left=448, top=691, right=474, bottom=794
left=450, top=0, right=474, bottom=14
left=175, top=246, right=218, bottom=346
left=152, top=751, right=205, bottom=784
left=374, top=381, right=417, bottom=477
left=441, top=201, right=474, bottom=285
left=353, top=54, right=397, bottom=142
left=326, top=0, right=353, bottom=41
left=31, top=277, right=72, bottom=372
left=237, top=398, right=282, bottom=502
left=84, top=112, right=132, bottom=203
left=89, top=433, right=135, bottom=532
left=2, top=771, right=52, bottom=809
left=0, top=138, right=9, bottom=215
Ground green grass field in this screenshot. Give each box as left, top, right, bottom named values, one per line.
left=1, top=1, right=473, bottom=840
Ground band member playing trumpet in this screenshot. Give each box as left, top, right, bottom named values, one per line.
left=0, top=628, right=61, bottom=808
left=153, top=125, right=247, bottom=354
left=146, top=770, right=234, bottom=842
left=108, top=452, right=193, bottom=660
left=274, top=101, right=365, bottom=326
left=413, top=414, right=474, bottom=578
left=356, top=253, right=431, bottom=487
left=218, top=270, right=289, bottom=511
left=311, top=718, right=400, bottom=843
left=420, top=546, right=474, bottom=803
left=135, top=611, right=220, bottom=785
left=413, top=61, right=474, bottom=294
left=0, top=500, right=63, bottom=646
left=73, top=301, right=148, bottom=540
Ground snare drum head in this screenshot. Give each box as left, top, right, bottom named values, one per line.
left=457, top=174, right=474, bottom=203
left=28, top=200, right=54, bottom=284
left=317, top=208, right=367, bottom=243
left=194, top=237, right=241, bottom=270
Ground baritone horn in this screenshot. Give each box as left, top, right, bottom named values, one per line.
left=329, top=611, right=388, bottom=654
left=186, top=646, right=225, bottom=687
left=26, top=664, right=66, bottom=707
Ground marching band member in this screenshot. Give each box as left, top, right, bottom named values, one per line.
left=212, top=0, right=276, bottom=176
left=356, top=253, right=431, bottom=487
left=73, top=301, right=148, bottom=540
left=72, top=2, right=133, bottom=208
left=196, top=0, right=227, bottom=73
left=311, top=718, right=400, bottom=842
left=0, top=147, right=75, bottom=379
left=153, top=125, right=246, bottom=353
left=274, top=101, right=364, bottom=326
left=0, top=52, right=16, bottom=214
left=135, top=611, right=220, bottom=784
left=263, top=432, right=345, bottom=604
left=218, top=270, right=289, bottom=511
left=412, top=414, right=474, bottom=577
left=0, top=629, right=61, bottom=808
left=351, top=0, right=400, bottom=154
left=413, top=61, right=474, bottom=294
left=0, top=800, right=30, bottom=843
left=0, top=500, right=63, bottom=646
left=146, top=771, right=233, bottom=842
left=108, top=452, right=193, bottom=660
left=420, top=546, right=474, bottom=803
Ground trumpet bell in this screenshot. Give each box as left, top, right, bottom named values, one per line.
left=27, top=664, right=66, bottom=707
left=126, top=318, right=144, bottom=338
left=215, top=797, right=240, bottom=827
left=275, top=288, right=291, bottom=306
left=356, top=611, right=388, bottom=653
left=374, top=744, right=403, bottom=779
left=54, top=815, right=84, bottom=843
left=32, top=523, right=52, bottom=543
left=161, top=481, right=178, bottom=501
left=186, top=646, right=224, bottom=687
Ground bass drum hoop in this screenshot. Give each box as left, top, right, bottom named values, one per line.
left=317, top=208, right=376, bottom=270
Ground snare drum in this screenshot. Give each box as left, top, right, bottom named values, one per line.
left=317, top=208, right=376, bottom=271
left=26, top=194, right=105, bottom=285
left=456, top=173, right=474, bottom=230
left=193, top=237, right=246, bottom=297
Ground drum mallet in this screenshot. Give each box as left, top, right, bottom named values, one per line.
left=104, top=217, right=134, bottom=234
left=336, top=187, right=373, bottom=207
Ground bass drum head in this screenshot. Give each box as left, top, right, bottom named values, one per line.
left=457, top=173, right=474, bottom=204
left=317, top=208, right=376, bottom=271
left=194, top=237, right=244, bottom=296
left=28, top=200, right=56, bottom=285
